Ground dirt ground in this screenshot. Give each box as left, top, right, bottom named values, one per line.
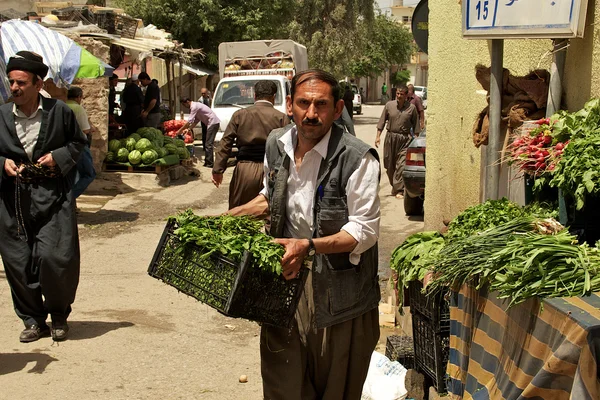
left=0, top=105, right=424, bottom=399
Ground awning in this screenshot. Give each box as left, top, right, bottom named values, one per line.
left=177, top=63, right=216, bottom=77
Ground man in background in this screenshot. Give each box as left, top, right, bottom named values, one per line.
left=121, top=74, right=144, bottom=134
left=138, top=72, right=161, bottom=128
left=375, top=85, right=420, bottom=199
left=198, top=87, right=212, bottom=152
left=407, top=84, right=425, bottom=131
left=66, top=86, right=97, bottom=199
left=177, top=98, right=220, bottom=168
left=212, top=80, right=289, bottom=208
left=108, top=74, right=119, bottom=118
left=343, top=83, right=354, bottom=120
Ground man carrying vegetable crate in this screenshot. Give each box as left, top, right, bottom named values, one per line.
left=212, top=80, right=290, bottom=209
left=229, top=69, right=381, bottom=399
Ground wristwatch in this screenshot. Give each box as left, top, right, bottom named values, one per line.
left=307, top=238, right=316, bottom=257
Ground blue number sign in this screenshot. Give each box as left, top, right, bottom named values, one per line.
left=463, top=0, right=588, bottom=38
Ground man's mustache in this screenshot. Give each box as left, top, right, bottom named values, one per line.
left=302, top=118, right=322, bottom=126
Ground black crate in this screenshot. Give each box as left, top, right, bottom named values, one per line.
left=385, top=335, right=414, bottom=369
left=148, top=220, right=306, bottom=328
left=408, top=280, right=450, bottom=332
left=95, top=11, right=116, bottom=34
left=412, top=312, right=449, bottom=393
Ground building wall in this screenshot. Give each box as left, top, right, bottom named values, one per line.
left=424, top=1, right=555, bottom=230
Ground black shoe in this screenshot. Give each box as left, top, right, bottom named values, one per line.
left=203, top=163, right=214, bottom=168
left=51, top=323, right=69, bottom=342
left=20, top=324, right=50, bottom=343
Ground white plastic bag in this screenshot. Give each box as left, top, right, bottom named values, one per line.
left=361, top=351, right=408, bottom=400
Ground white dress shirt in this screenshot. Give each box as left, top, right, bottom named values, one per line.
left=261, top=126, right=380, bottom=264
left=13, top=99, right=43, bottom=161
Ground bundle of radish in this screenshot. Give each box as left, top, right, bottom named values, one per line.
left=508, top=118, right=567, bottom=177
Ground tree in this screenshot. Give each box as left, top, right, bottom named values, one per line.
left=288, top=0, right=375, bottom=76
left=391, top=69, right=412, bottom=86
left=348, top=13, right=415, bottom=79
left=115, top=0, right=296, bottom=67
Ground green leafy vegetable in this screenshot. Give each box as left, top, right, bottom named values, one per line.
left=171, top=210, right=284, bottom=275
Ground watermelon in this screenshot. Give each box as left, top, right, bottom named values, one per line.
left=108, top=139, right=122, bottom=153
left=116, top=148, right=130, bottom=162
left=125, top=138, right=137, bottom=152
left=163, top=136, right=174, bottom=145
left=120, top=138, right=127, bottom=148
left=174, top=139, right=186, bottom=148
left=150, top=149, right=159, bottom=159
left=128, top=133, right=141, bottom=142
left=142, top=150, right=157, bottom=165
left=165, top=144, right=178, bottom=155
left=135, top=138, right=153, bottom=153
left=128, top=150, right=142, bottom=165
left=156, top=147, right=168, bottom=158
left=105, top=151, right=115, bottom=162
left=177, top=147, right=190, bottom=160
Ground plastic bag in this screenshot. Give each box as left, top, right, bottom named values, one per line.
left=361, top=351, right=408, bottom=400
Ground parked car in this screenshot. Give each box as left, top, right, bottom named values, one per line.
left=421, top=90, right=427, bottom=109
left=402, top=129, right=426, bottom=215
left=351, top=84, right=362, bottom=115
left=413, top=85, right=427, bottom=98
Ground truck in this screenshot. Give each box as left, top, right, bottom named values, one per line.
left=212, top=40, right=308, bottom=142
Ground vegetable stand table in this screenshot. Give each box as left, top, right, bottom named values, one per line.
left=448, top=284, right=600, bottom=399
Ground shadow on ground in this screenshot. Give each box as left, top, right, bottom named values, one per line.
left=354, top=116, right=380, bottom=125
left=77, top=210, right=139, bottom=225
left=66, top=320, right=135, bottom=341
left=408, top=215, right=424, bottom=222
left=0, top=352, right=58, bottom=375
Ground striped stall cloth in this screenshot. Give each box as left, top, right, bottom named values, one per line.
left=448, top=284, right=600, bottom=400
left=0, top=19, right=113, bottom=102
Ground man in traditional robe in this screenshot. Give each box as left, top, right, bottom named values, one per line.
left=212, top=80, right=289, bottom=208
left=0, top=51, right=87, bottom=342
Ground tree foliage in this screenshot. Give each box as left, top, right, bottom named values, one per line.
left=348, top=13, right=415, bottom=78
left=115, top=0, right=295, bottom=67
left=116, top=0, right=413, bottom=77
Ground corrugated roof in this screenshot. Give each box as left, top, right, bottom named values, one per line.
left=80, top=32, right=173, bottom=52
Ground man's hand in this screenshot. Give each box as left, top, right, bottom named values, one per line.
left=375, top=131, right=382, bottom=148
left=4, top=159, right=19, bottom=176
left=420, top=121, right=425, bottom=131
left=212, top=173, right=223, bottom=187
left=274, top=238, right=309, bottom=280
left=141, top=110, right=149, bottom=119
left=38, top=153, right=56, bottom=167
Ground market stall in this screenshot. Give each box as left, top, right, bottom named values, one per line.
left=448, top=286, right=600, bottom=399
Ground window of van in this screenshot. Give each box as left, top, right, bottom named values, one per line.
left=213, top=79, right=284, bottom=107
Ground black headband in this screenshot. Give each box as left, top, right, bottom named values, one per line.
left=6, top=51, right=49, bottom=79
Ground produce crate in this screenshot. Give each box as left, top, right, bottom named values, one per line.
left=95, top=10, right=116, bottom=34
left=114, top=14, right=138, bottom=39
left=148, top=220, right=306, bottom=328
left=385, top=335, right=414, bottom=370
left=412, top=312, right=450, bottom=393
left=408, top=280, right=450, bottom=332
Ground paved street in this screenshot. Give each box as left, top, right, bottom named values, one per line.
left=0, top=104, right=423, bottom=399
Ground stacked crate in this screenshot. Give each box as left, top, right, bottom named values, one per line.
left=409, top=280, right=450, bottom=393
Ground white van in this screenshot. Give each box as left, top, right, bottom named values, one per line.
left=212, top=75, right=291, bottom=142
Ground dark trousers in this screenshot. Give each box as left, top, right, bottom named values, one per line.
left=261, top=308, right=379, bottom=400
left=204, top=123, right=219, bottom=166
left=0, top=189, right=80, bottom=327
left=383, top=131, right=412, bottom=195
left=201, top=122, right=208, bottom=153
